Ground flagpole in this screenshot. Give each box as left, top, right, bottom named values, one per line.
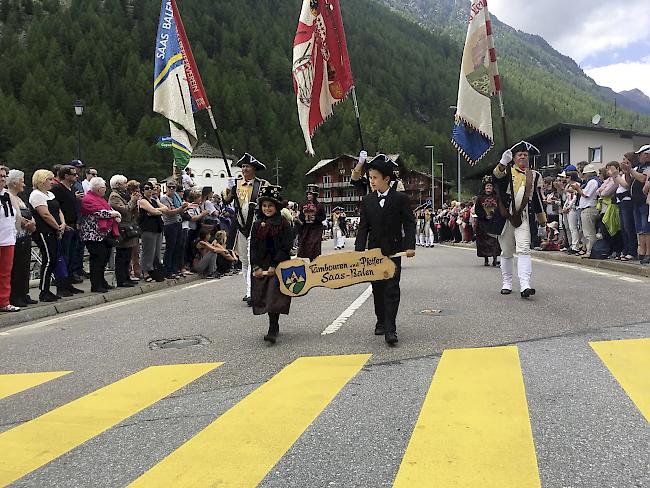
left=497, top=91, right=509, bottom=147
left=206, top=107, right=232, bottom=178
left=351, top=86, right=365, bottom=150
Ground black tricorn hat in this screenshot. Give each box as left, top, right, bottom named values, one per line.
left=509, top=140, right=540, bottom=156
left=366, top=154, right=399, bottom=179
left=257, top=184, right=284, bottom=207
left=236, top=153, right=266, bottom=171
left=306, top=184, right=319, bottom=196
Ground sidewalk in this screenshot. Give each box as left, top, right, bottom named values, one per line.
left=440, top=242, right=650, bottom=278
left=0, top=272, right=203, bottom=330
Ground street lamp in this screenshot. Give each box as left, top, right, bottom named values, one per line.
left=437, top=162, right=444, bottom=208
left=73, top=99, right=84, bottom=160
left=449, top=105, right=461, bottom=201
left=425, top=145, right=434, bottom=209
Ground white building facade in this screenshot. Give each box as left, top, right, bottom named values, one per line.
left=186, top=142, right=242, bottom=194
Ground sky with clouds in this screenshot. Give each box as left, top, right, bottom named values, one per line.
left=487, top=0, right=650, bottom=97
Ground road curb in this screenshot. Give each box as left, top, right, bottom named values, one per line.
left=0, top=275, right=203, bottom=330
left=440, top=242, right=650, bottom=278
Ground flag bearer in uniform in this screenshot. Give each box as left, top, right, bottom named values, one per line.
left=222, top=153, right=269, bottom=306
left=415, top=206, right=425, bottom=246
left=355, top=154, right=416, bottom=345
left=424, top=205, right=434, bottom=247
left=492, top=141, right=546, bottom=298
left=250, top=185, right=293, bottom=344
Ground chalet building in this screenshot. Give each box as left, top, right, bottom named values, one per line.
left=306, top=154, right=449, bottom=216
left=524, top=123, right=650, bottom=176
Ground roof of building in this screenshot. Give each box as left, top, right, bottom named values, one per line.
left=527, top=123, right=650, bottom=142
left=191, top=142, right=236, bottom=161
left=305, top=154, right=401, bottom=176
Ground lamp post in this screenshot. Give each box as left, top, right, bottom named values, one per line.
left=73, top=100, right=84, bottom=160
left=425, top=145, right=434, bottom=209
left=449, top=105, right=461, bottom=200
left=437, top=162, right=444, bottom=208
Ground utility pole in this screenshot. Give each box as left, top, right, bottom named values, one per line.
left=274, top=157, right=281, bottom=186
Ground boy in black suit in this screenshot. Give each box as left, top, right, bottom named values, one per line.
left=355, top=154, right=416, bottom=345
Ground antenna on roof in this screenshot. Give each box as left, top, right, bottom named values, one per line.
left=592, top=114, right=601, bottom=125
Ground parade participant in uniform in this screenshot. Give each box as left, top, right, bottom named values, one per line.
left=297, top=184, right=326, bottom=260
left=415, top=206, right=425, bottom=246
left=222, top=153, right=269, bottom=306
left=355, top=154, right=416, bottom=345
left=474, top=175, right=501, bottom=267
left=250, top=185, right=293, bottom=344
left=493, top=141, right=546, bottom=297
left=337, top=211, right=348, bottom=248
left=423, top=205, right=434, bottom=247
left=331, top=206, right=343, bottom=249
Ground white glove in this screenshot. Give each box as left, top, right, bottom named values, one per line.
left=500, top=149, right=513, bottom=166
left=226, top=177, right=236, bottom=189
left=358, top=150, right=368, bottom=164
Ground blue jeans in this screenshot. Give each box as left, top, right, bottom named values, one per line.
left=163, top=222, right=182, bottom=274
left=619, top=200, right=637, bottom=256
left=633, top=202, right=650, bottom=234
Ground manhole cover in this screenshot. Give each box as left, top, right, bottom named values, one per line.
left=420, top=309, right=443, bottom=316
left=149, top=335, right=211, bottom=350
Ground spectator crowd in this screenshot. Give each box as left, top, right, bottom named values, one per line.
left=430, top=146, right=650, bottom=266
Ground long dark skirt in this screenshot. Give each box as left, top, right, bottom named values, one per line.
left=475, top=220, right=501, bottom=257
left=252, top=274, right=291, bottom=315
left=298, top=224, right=323, bottom=260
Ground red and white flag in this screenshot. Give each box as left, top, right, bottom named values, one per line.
left=292, top=0, right=354, bottom=155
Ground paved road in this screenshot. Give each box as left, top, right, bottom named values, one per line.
left=0, top=241, right=648, bottom=487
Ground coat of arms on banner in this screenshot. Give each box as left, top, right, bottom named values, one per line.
left=281, top=265, right=308, bottom=295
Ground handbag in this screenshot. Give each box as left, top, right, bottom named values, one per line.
left=53, top=241, right=68, bottom=279
left=118, top=222, right=142, bottom=239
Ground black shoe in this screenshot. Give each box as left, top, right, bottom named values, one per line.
left=57, top=288, right=73, bottom=297
left=500, top=288, right=512, bottom=295
left=484, top=259, right=490, bottom=266
left=39, top=291, right=59, bottom=302
left=492, top=260, right=500, bottom=267
left=521, top=288, right=536, bottom=298
left=71, top=274, right=84, bottom=284
left=117, top=282, right=135, bottom=288
left=263, top=333, right=277, bottom=344
left=103, top=283, right=115, bottom=290
left=242, top=295, right=249, bottom=302
left=81, top=270, right=91, bottom=278
left=90, top=287, right=109, bottom=293
left=374, top=324, right=385, bottom=335
left=10, top=298, right=28, bottom=308
left=68, top=286, right=84, bottom=294
left=385, top=332, right=399, bottom=345
left=23, top=296, right=38, bottom=305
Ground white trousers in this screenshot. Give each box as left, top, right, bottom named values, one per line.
left=580, top=206, right=599, bottom=254
left=235, top=230, right=251, bottom=297
left=498, top=219, right=533, bottom=290
left=425, top=226, right=434, bottom=246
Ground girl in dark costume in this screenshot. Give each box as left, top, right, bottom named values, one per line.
left=297, top=184, right=326, bottom=260
left=250, top=185, right=293, bottom=344
left=474, top=176, right=502, bottom=266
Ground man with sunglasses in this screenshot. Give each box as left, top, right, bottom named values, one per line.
left=51, top=165, right=84, bottom=296
left=82, top=168, right=98, bottom=194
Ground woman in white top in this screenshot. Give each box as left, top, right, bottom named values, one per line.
left=0, top=165, right=20, bottom=312
left=29, top=169, right=66, bottom=302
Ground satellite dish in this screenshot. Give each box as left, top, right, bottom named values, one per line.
left=592, top=114, right=601, bottom=125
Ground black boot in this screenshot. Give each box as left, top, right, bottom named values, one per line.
left=492, top=257, right=500, bottom=267
left=264, top=313, right=280, bottom=344
left=484, top=257, right=490, bottom=266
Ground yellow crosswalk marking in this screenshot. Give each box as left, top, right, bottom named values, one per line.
left=129, top=354, right=371, bottom=488
left=0, top=371, right=71, bottom=400
left=591, top=338, right=650, bottom=423
left=393, top=346, right=541, bottom=488
left=0, top=363, right=221, bottom=487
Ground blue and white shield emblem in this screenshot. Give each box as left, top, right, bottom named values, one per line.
left=281, top=265, right=307, bottom=294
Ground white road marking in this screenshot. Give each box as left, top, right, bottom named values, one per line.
left=321, top=285, right=373, bottom=335
left=438, top=244, right=645, bottom=283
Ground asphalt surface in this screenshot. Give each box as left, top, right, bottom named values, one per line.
left=0, top=240, right=648, bottom=487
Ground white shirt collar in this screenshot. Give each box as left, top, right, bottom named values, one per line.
left=377, top=188, right=390, bottom=198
